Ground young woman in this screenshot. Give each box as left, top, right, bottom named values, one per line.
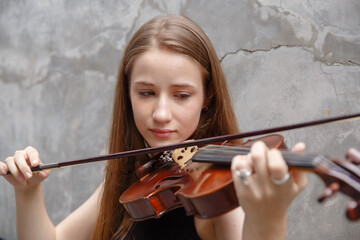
left=0, top=15, right=306, bottom=240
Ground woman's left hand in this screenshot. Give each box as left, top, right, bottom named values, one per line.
left=231, top=141, right=307, bottom=239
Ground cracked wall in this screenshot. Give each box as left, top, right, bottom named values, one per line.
left=0, top=0, right=360, bottom=239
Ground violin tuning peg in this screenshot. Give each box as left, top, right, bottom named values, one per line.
left=346, top=200, right=360, bottom=221
left=318, top=182, right=340, bottom=203
left=346, top=148, right=360, bottom=165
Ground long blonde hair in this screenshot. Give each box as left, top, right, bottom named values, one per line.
left=92, top=15, right=239, bottom=239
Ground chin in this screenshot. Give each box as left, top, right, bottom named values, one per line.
left=147, top=139, right=180, bottom=148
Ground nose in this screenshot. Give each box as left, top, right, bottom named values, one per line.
left=152, top=95, right=172, bottom=123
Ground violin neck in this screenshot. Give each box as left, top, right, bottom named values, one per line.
left=281, top=151, right=324, bottom=170
left=191, top=145, right=320, bottom=170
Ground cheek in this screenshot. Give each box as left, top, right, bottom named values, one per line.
left=130, top=95, right=146, bottom=130
left=178, top=102, right=203, bottom=136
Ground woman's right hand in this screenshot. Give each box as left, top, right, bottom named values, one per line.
left=0, top=146, right=50, bottom=190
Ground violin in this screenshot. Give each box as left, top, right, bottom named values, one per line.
left=119, top=134, right=360, bottom=221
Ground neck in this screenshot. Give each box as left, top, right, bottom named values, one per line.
left=191, top=144, right=323, bottom=170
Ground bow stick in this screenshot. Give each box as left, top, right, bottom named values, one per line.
left=6, top=112, right=360, bottom=174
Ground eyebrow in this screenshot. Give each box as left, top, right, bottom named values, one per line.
left=133, top=81, right=197, bottom=88
left=132, top=81, right=154, bottom=86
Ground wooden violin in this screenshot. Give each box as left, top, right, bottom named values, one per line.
left=119, top=134, right=360, bottom=221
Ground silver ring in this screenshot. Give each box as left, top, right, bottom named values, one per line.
left=271, top=172, right=290, bottom=185
left=235, top=169, right=251, bottom=185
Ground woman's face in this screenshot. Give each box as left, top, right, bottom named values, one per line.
left=129, top=48, right=205, bottom=147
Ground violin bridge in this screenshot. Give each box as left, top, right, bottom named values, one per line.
left=172, top=140, right=198, bottom=168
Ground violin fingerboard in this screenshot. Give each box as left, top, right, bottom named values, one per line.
left=192, top=144, right=318, bottom=169
left=192, top=145, right=249, bottom=165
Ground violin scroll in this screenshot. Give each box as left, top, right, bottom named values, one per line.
left=344, top=148, right=360, bottom=220
left=314, top=149, right=360, bottom=220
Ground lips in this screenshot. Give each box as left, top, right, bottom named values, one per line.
left=150, top=128, right=175, bottom=138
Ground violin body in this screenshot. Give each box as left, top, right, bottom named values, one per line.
left=119, top=134, right=287, bottom=221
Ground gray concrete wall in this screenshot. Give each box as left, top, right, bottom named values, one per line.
left=1, top=0, right=359, bottom=239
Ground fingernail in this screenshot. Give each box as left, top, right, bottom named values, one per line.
left=25, top=171, right=32, bottom=179
left=31, top=160, right=38, bottom=165
left=0, top=169, right=6, bottom=175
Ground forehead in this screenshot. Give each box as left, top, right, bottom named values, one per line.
left=130, top=49, right=205, bottom=86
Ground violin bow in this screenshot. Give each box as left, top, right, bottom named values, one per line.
left=6, top=112, right=360, bottom=174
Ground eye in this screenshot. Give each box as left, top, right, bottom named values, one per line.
left=175, top=92, right=191, bottom=99
left=138, top=91, right=155, bottom=96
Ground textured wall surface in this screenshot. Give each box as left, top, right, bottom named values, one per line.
left=1, top=0, right=360, bottom=239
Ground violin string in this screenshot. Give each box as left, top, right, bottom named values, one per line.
left=195, top=145, right=316, bottom=168
left=195, top=145, right=358, bottom=179
left=319, top=158, right=353, bottom=177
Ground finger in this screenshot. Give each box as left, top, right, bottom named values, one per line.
left=14, top=151, right=33, bottom=180
left=232, top=155, right=253, bottom=186
left=38, top=170, right=50, bottom=179
left=290, top=142, right=307, bottom=189
left=291, top=142, right=305, bottom=153
left=0, top=161, right=8, bottom=175
left=30, top=169, right=51, bottom=183
left=267, top=149, right=289, bottom=183
left=5, top=156, right=25, bottom=182
left=232, top=155, right=255, bottom=202
left=251, top=141, right=269, bottom=182
left=24, top=146, right=41, bottom=166
left=231, top=155, right=251, bottom=172
left=290, top=170, right=307, bottom=190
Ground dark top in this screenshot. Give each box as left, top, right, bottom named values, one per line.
left=125, top=208, right=201, bottom=240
